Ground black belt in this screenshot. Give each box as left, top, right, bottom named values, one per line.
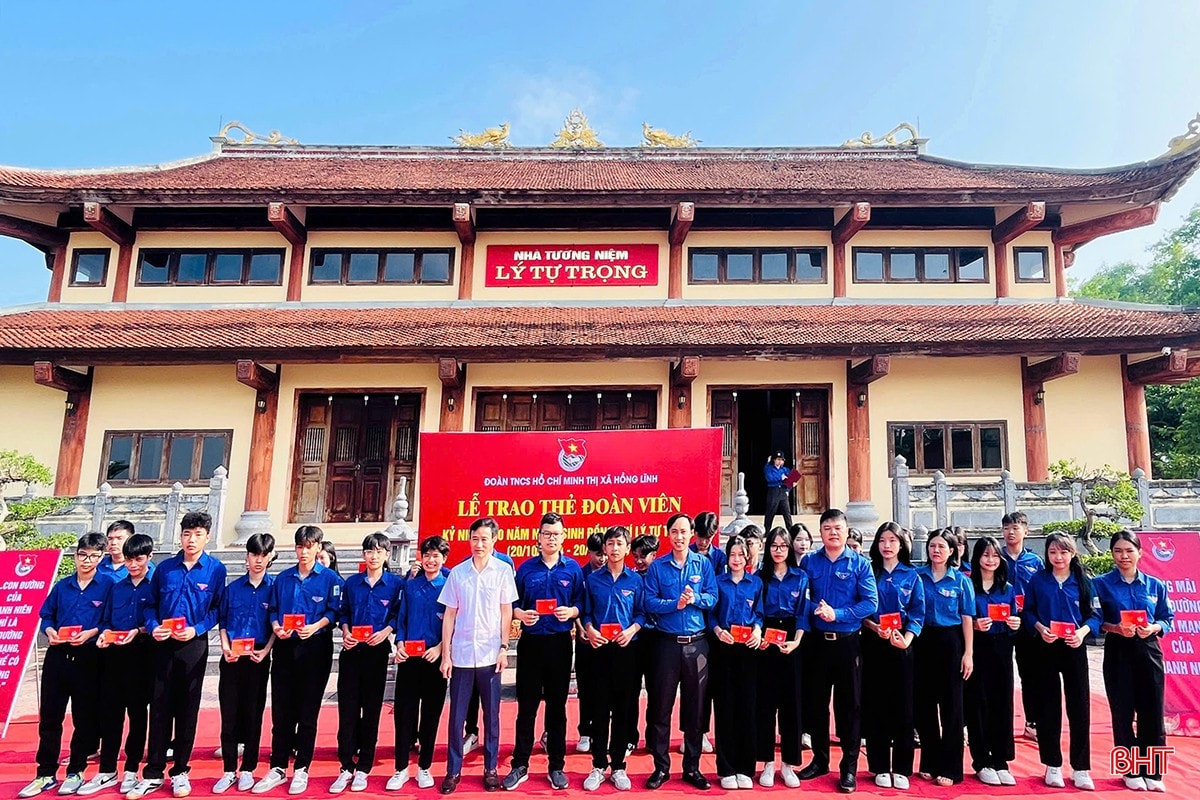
left=818, top=630, right=859, bottom=641
left=671, top=632, right=706, bottom=644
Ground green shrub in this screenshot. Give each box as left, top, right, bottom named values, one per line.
left=1079, top=552, right=1115, bottom=577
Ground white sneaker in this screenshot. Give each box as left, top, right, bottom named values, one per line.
left=120, top=774, right=140, bottom=795
left=996, top=769, right=1016, bottom=786
left=1045, top=766, right=1065, bottom=788
left=612, top=770, right=631, bottom=791
left=1145, top=778, right=1166, bottom=792
left=330, top=770, right=353, bottom=794
left=416, top=770, right=435, bottom=790
left=462, top=734, right=479, bottom=755
left=125, top=779, right=164, bottom=800
left=780, top=764, right=800, bottom=789
left=252, top=769, right=286, bottom=794
left=351, top=772, right=368, bottom=792
left=1073, top=770, right=1095, bottom=791
left=238, top=773, right=256, bottom=792
left=386, top=770, right=409, bottom=791
left=977, top=768, right=1001, bottom=786
left=702, top=734, right=714, bottom=754
left=289, top=769, right=308, bottom=796
left=59, top=774, right=84, bottom=795
left=583, top=769, right=606, bottom=792
left=212, top=773, right=237, bottom=794
left=875, top=773, right=893, bottom=788
left=892, top=774, right=910, bottom=790
left=719, top=776, right=738, bottom=790
left=77, top=773, right=119, bottom=796
left=758, top=763, right=776, bottom=788
left=1124, top=776, right=1147, bottom=791
left=19, top=777, right=59, bottom=798
left=577, top=736, right=592, bottom=753
left=735, top=775, right=753, bottom=789
left=170, top=774, right=191, bottom=798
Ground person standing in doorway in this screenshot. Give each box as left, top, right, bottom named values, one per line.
left=763, top=452, right=794, bottom=533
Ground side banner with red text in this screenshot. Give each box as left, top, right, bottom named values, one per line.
left=1137, top=531, right=1200, bottom=737
left=0, top=550, right=62, bottom=736
left=418, top=429, right=722, bottom=564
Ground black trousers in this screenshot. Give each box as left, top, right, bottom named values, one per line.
left=712, top=641, right=758, bottom=778
left=861, top=630, right=914, bottom=776
left=914, top=626, right=965, bottom=783
left=1036, top=639, right=1091, bottom=770
left=512, top=632, right=572, bottom=771
left=647, top=634, right=709, bottom=774
left=144, top=636, right=208, bottom=779
left=269, top=635, right=333, bottom=771
left=762, top=487, right=793, bottom=534
left=802, top=632, right=862, bottom=774
left=395, top=656, right=448, bottom=771
left=218, top=652, right=271, bottom=773
left=755, top=617, right=803, bottom=766
left=98, top=639, right=151, bottom=775
left=623, top=630, right=656, bottom=749
left=965, top=633, right=1014, bottom=772
left=1013, top=634, right=1039, bottom=728
left=574, top=632, right=597, bottom=740
left=336, top=641, right=391, bottom=772
left=1104, top=635, right=1166, bottom=780
left=589, top=641, right=638, bottom=771
left=36, top=645, right=100, bottom=778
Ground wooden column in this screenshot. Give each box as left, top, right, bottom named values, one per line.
left=269, top=203, right=308, bottom=302
left=236, top=361, right=280, bottom=513
left=47, top=245, right=67, bottom=302
left=992, top=202, right=1045, bottom=300
left=83, top=203, right=137, bottom=304
left=110, top=244, right=133, bottom=303
left=832, top=203, right=870, bottom=298
left=846, top=357, right=889, bottom=506
left=33, top=362, right=92, bottom=496
left=667, top=202, right=694, bottom=300
left=1121, top=356, right=1152, bottom=478
left=454, top=203, right=476, bottom=301
left=669, top=356, right=699, bottom=428
left=439, top=357, right=466, bottom=431
left=1054, top=244, right=1070, bottom=298
left=1020, top=353, right=1080, bottom=481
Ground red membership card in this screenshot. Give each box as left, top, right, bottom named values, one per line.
left=1120, top=609, right=1149, bottom=627
left=404, top=640, right=426, bottom=657
left=351, top=625, right=374, bottom=641
left=988, top=604, right=1011, bottom=621
left=102, top=630, right=130, bottom=645
left=163, top=617, right=188, bottom=635
left=57, top=625, right=82, bottom=639
left=730, top=624, right=753, bottom=643
left=231, top=638, right=255, bottom=657
left=764, top=628, right=788, bottom=645
left=535, top=598, right=557, bottom=615
left=878, top=612, right=902, bottom=634
left=600, top=623, right=623, bottom=641
left=283, top=614, right=306, bottom=633
left=1015, top=594, right=1025, bottom=611
left=1049, top=621, right=1077, bottom=638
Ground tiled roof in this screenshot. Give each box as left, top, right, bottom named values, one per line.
left=0, top=146, right=1197, bottom=203
left=2, top=301, right=1197, bottom=362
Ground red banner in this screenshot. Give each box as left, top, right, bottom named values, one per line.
left=1136, top=531, right=1200, bottom=737
left=484, top=244, right=659, bottom=287
left=417, top=429, right=722, bottom=564
left=0, top=550, right=63, bottom=737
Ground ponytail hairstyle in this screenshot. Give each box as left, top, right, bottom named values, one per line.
left=1044, top=532, right=1092, bottom=622
left=868, top=521, right=912, bottom=575
left=928, top=527, right=959, bottom=568
left=1109, top=529, right=1142, bottom=553
left=970, top=536, right=1008, bottom=596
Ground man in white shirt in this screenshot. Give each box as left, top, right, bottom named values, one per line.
left=438, top=518, right=518, bottom=794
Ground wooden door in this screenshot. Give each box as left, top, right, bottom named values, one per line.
left=291, top=399, right=330, bottom=522
left=710, top=391, right=738, bottom=514
left=793, top=390, right=829, bottom=513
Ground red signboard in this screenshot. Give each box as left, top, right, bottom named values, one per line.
left=417, top=428, right=722, bottom=564
left=484, top=244, right=659, bottom=287
left=1136, top=531, right=1200, bottom=737
left=0, top=550, right=63, bottom=737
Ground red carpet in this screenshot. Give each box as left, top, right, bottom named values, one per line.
left=2, top=692, right=1194, bottom=798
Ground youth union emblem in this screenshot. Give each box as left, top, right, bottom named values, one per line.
left=1151, top=538, right=1176, bottom=562
left=557, top=438, right=588, bottom=472
left=15, top=553, right=37, bottom=577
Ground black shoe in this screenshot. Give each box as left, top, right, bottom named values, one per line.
left=798, top=763, right=829, bottom=781
left=483, top=770, right=501, bottom=792
left=548, top=771, right=568, bottom=790
left=838, top=771, right=857, bottom=793
left=501, top=767, right=528, bottom=791
left=646, top=770, right=669, bottom=790
left=439, top=774, right=461, bottom=795
left=682, top=771, right=711, bottom=791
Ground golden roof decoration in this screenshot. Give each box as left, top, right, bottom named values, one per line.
left=1165, top=113, right=1200, bottom=157
left=843, top=122, right=920, bottom=148
left=216, top=121, right=299, bottom=146
left=641, top=123, right=699, bottom=148
left=549, top=108, right=604, bottom=148
left=451, top=122, right=511, bottom=148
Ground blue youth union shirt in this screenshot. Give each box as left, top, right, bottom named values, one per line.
left=271, top=561, right=344, bottom=633
left=803, top=547, right=878, bottom=633
left=100, top=574, right=153, bottom=633
left=515, top=555, right=585, bottom=635
left=220, top=573, right=276, bottom=645
left=340, top=570, right=404, bottom=632
left=396, top=570, right=448, bottom=647
left=916, top=565, right=974, bottom=628
left=711, top=572, right=764, bottom=632
left=1094, top=569, right=1175, bottom=634
left=1021, top=569, right=1102, bottom=632
left=643, top=551, right=718, bottom=636
left=40, top=573, right=113, bottom=640
left=761, top=566, right=811, bottom=629
left=973, top=579, right=1019, bottom=637
left=873, top=562, right=925, bottom=636
left=582, top=567, right=646, bottom=635
left=144, top=551, right=226, bottom=635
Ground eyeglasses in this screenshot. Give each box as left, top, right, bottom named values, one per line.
left=76, top=552, right=104, bottom=561
left=769, top=543, right=791, bottom=550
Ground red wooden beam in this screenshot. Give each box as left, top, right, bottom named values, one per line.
left=33, top=361, right=91, bottom=393
left=0, top=212, right=67, bottom=250
left=47, top=245, right=67, bottom=303
left=235, top=360, right=279, bottom=392
left=1021, top=359, right=1049, bottom=481
left=452, top=202, right=475, bottom=245
left=438, top=357, right=465, bottom=389
left=848, top=355, right=890, bottom=385
left=668, top=203, right=694, bottom=301
left=670, top=356, right=700, bottom=386
left=1053, top=205, right=1159, bottom=248
left=832, top=202, right=871, bottom=247
left=82, top=202, right=135, bottom=247
left=669, top=202, right=694, bottom=247
left=110, top=243, right=133, bottom=303
left=1122, top=356, right=1152, bottom=477
left=1127, top=349, right=1193, bottom=384
left=267, top=202, right=306, bottom=246
left=1023, top=352, right=1081, bottom=385
left=992, top=202, right=1046, bottom=245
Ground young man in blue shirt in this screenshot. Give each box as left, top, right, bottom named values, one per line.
left=1000, top=511, right=1044, bottom=742
left=127, top=511, right=227, bottom=800
left=78, top=533, right=155, bottom=797
left=20, top=533, right=111, bottom=799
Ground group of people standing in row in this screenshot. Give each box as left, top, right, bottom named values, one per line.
left=22, top=506, right=1174, bottom=799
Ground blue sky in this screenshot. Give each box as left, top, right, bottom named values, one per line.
left=1, top=1, right=1197, bottom=306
